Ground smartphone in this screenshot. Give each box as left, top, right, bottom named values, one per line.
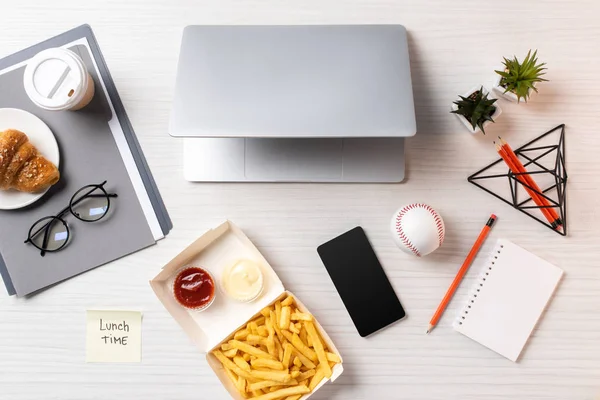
left=317, top=227, right=406, bottom=337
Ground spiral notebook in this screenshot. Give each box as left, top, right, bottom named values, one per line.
left=453, top=239, right=564, bottom=362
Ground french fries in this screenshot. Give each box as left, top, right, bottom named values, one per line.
left=280, top=306, right=291, bottom=330
left=213, top=350, right=254, bottom=381
left=282, top=343, right=293, bottom=368
left=305, top=321, right=331, bottom=378
left=223, top=348, right=238, bottom=358
left=234, top=355, right=251, bottom=372
left=221, top=343, right=233, bottom=351
left=251, top=358, right=284, bottom=370
left=291, top=312, right=312, bottom=321
left=250, top=369, right=291, bottom=383
left=229, top=340, right=276, bottom=360
left=269, top=310, right=284, bottom=342
left=296, top=369, right=315, bottom=382
left=252, top=385, right=310, bottom=400
left=248, top=321, right=259, bottom=335
left=246, top=334, right=268, bottom=347
left=299, top=326, right=308, bottom=346
left=224, top=367, right=238, bottom=387
left=266, top=336, right=276, bottom=358
left=289, top=345, right=316, bottom=369
left=265, top=316, right=275, bottom=337
left=326, top=352, right=341, bottom=363
left=274, top=336, right=283, bottom=360
left=293, top=356, right=302, bottom=368
left=260, top=308, right=271, bottom=318
left=237, top=376, right=247, bottom=394
left=257, top=326, right=269, bottom=337
left=248, top=379, right=298, bottom=392
left=281, top=296, right=294, bottom=307
left=211, top=295, right=341, bottom=399
left=283, top=332, right=317, bottom=362
left=288, top=322, right=300, bottom=334
left=235, top=329, right=250, bottom=340
left=309, top=368, right=325, bottom=391
left=275, top=302, right=282, bottom=327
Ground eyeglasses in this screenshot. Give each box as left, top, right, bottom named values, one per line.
left=25, top=181, right=118, bottom=256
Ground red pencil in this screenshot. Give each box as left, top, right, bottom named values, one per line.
left=426, top=214, right=497, bottom=334
left=498, top=137, right=562, bottom=227
left=495, top=143, right=557, bottom=228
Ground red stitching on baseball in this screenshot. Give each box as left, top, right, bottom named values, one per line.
left=419, top=204, right=445, bottom=246
left=395, top=205, right=421, bottom=257
left=395, top=203, right=444, bottom=255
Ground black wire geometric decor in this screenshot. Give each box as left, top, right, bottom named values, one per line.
left=468, top=124, right=567, bottom=236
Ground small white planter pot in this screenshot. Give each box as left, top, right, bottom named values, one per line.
left=451, top=86, right=502, bottom=135
left=492, top=71, right=534, bottom=103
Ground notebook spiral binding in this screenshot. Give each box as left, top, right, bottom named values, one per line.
left=454, top=241, right=505, bottom=327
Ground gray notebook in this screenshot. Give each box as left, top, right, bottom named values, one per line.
left=0, top=25, right=171, bottom=296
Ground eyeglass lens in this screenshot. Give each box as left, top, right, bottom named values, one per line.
left=70, top=185, right=110, bottom=222
left=28, top=216, right=69, bottom=252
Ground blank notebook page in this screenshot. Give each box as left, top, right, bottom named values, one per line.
left=453, top=239, right=564, bottom=362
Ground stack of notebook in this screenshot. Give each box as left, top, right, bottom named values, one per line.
left=0, top=25, right=171, bottom=297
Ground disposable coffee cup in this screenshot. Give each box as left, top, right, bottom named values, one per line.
left=23, top=48, right=95, bottom=111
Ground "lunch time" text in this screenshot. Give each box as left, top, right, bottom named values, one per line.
left=99, top=319, right=129, bottom=345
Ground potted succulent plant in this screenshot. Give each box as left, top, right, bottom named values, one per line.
left=451, top=86, right=501, bottom=135
left=493, top=49, right=547, bottom=103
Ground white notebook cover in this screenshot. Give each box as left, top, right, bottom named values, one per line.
left=453, top=239, right=564, bottom=362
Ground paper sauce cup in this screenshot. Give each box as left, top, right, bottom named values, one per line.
left=23, top=48, right=95, bottom=111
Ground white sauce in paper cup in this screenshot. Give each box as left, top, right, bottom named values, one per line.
left=221, top=259, right=264, bottom=302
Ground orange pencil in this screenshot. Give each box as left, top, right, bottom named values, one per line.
left=499, top=137, right=562, bottom=227
left=495, top=143, right=557, bottom=228
left=426, top=214, right=497, bottom=334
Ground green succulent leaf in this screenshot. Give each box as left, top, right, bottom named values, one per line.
left=495, top=49, right=548, bottom=102
left=450, top=87, right=497, bottom=134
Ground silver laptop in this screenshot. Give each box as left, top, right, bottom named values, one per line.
left=170, top=25, right=416, bottom=182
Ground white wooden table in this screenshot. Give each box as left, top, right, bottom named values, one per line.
left=1, top=1, right=599, bottom=399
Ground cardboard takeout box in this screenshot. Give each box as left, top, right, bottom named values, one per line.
left=150, top=221, right=343, bottom=399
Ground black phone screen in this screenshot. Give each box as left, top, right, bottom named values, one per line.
left=317, top=226, right=406, bottom=337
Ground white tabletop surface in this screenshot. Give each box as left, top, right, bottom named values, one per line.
left=1, top=1, right=599, bottom=399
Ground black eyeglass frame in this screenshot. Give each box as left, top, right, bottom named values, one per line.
left=24, top=181, right=118, bottom=256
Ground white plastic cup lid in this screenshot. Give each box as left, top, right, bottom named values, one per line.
left=23, top=48, right=88, bottom=111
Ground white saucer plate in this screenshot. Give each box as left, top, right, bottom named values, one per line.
left=0, top=108, right=60, bottom=210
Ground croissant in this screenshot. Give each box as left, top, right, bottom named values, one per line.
left=0, top=129, right=60, bottom=193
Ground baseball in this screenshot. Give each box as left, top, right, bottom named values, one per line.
left=390, top=203, right=445, bottom=257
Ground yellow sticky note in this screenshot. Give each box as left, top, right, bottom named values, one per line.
left=86, top=310, right=142, bottom=363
